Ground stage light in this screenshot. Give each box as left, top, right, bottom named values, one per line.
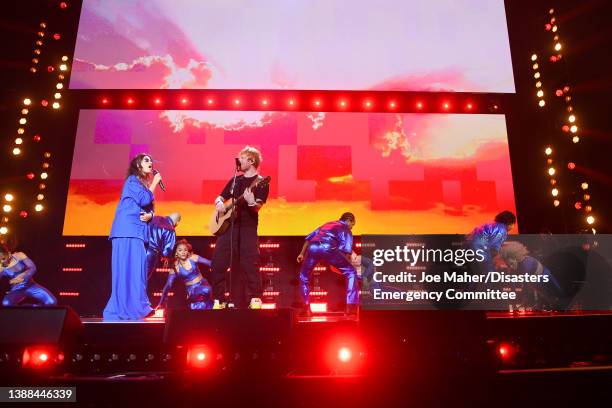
left=47, top=66, right=55, bottom=73
left=572, top=136, right=580, bottom=143
left=261, top=303, right=276, bottom=310
left=553, top=200, right=560, bottom=207
left=586, top=216, right=595, bottom=225
left=23, top=98, right=32, bottom=105
left=567, top=106, right=573, bottom=112
left=234, top=98, right=241, bottom=106
left=3, top=205, right=11, bottom=213
left=497, top=343, right=515, bottom=361
left=0, top=227, right=7, bottom=235
left=536, top=90, right=544, bottom=98
left=416, top=101, right=423, bottom=109
left=12, top=148, right=21, bottom=156
left=314, top=99, right=321, bottom=107
left=531, top=54, right=537, bottom=61
left=567, top=162, right=576, bottom=170
left=22, top=346, right=63, bottom=369
left=22, top=108, right=29, bottom=114
left=554, top=43, right=562, bottom=51
left=288, top=99, right=295, bottom=106
left=30, top=67, right=37, bottom=73
left=207, top=98, right=214, bottom=105
left=20, top=211, right=28, bottom=218
left=59, top=64, right=68, bottom=71
left=127, top=98, right=134, bottom=105
left=57, top=82, right=64, bottom=89
left=575, top=202, right=582, bottom=210
left=53, top=33, right=60, bottom=40
left=27, top=173, right=35, bottom=179
left=364, top=100, right=372, bottom=108
left=555, top=89, right=563, bottom=97
left=59, top=74, right=65, bottom=80
left=310, top=303, right=327, bottom=313
left=34, top=49, right=41, bottom=55
left=186, top=345, right=213, bottom=369
left=54, top=93, right=61, bottom=99
left=552, top=26, right=558, bottom=32
left=41, top=172, right=48, bottom=179
left=388, top=101, right=397, bottom=109
left=33, top=57, right=39, bottom=63
left=62, top=55, right=69, bottom=61
left=545, top=24, right=552, bottom=31
left=101, top=97, right=109, bottom=105
left=565, top=96, right=571, bottom=103
left=19, top=118, right=27, bottom=125
left=60, top=2, right=68, bottom=9
left=40, top=22, right=47, bottom=28
left=563, top=86, right=570, bottom=93
left=35, top=204, right=44, bottom=212
left=18, top=128, right=25, bottom=134
left=15, top=138, right=23, bottom=145
left=339, top=100, right=347, bottom=108
left=4, top=194, right=13, bottom=202
left=181, top=97, right=189, bottom=104
left=534, top=72, right=540, bottom=79
left=37, top=194, right=44, bottom=200
left=550, top=179, right=556, bottom=185
left=581, top=182, right=589, bottom=190
left=442, top=102, right=450, bottom=110
left=535, top=81, right=542, bottom=88
left=338, top=347, right=352, bottom=363
left=552, top=188, right=559, bottom=197
left=545, top=147, right=552, bottom=155
left=547, top=158, right=552, bottom=165
left=584, top=194, right=591, bottom=201
left=154, top=98, right=162, bottom=105
left=570, top=125, right=578, bottom=133
left=52, top=102, right=60, bottom=109
left=39, top=183, right=46, bottom=189
left=466, top=102, right=473, bottom=110
left=538, top=100, right=545, bottom=107
left=549, top=8, right=554, bottom=14
left=548, top=167, right=555, bottom=176
left=261, top=99, right=269, bottom=106
left=585, top=205, right=592, bottom=212
left=562, top=125, right=569, bottom=132
left=44, top=152, right=51, bottom=158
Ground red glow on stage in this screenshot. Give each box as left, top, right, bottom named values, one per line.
left=442, top=101, right=450, bottom=110
left=310, top=302, right=328, bottom=313
left=22, top=346, right=63, bottom=369
left=47, top=66, right=54, bottom=72
left=337, top=347, right=352, bottom=363
left=261, top=303, right=276, bottom=309
left=181, top=97, right=189, bottom=105
left=65, top=243, right=86, bottom=248
left=41, top=100, right=48, bottom=107
left=234, top=98, right=241, bottom=105
left=20, top=210, right=28, bottom=218
left=497, top=343, right=515, bottom=361
left=60, top=2, right=68, bottom=9
left=261, top=99, right=269, bottom=106
left=314, top=99, right=321, bottom=107
left=127, top=98, right=134, bottom=105
left=388, top=101, right=397, bottom=109
left=187, top=345, right=213, bottom=369
left=364, top=100, right=372, bottom=109
left=53, top=33, right=61, bottom=40
left=154, top=98, right=162, bottom=105
left=101, top=97, right=109, bottom=105
left=207, top=98, right=214, bottom=105
left=416, top=101, right=423, bottom=109
left=562, top=125, right=569, bottom=132
left=545, top=24, right=552, bottom=31
left=575, top=202, right=582, bottom=210
left=288, top=99, right=295, bottom=106
left=33, top=134, right=41, bottom=142
left=339, top=100, right=347, bottom=108
left=567, top=162, right=576, bottom=170
left=556, top=89, right=563, bottom=97
left=466, top=102, right=474, bottom=110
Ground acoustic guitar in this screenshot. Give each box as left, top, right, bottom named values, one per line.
left=209, top=175, right=271, bottom=236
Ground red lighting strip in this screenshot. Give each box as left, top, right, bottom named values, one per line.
left=62, top=267, right=83, bottom=272
left=262, top=291, right=280, bottom=297
left=260, top=267, right=280, bottom=272
left=310, top=291, right=328, bottom=296
left=65, top=243, right=86, bottom=248
left=59, top=292, right=79, bottom=297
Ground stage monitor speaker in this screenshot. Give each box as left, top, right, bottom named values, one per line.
left=164, top=308, right=293, bottom=346
left=0, top=306, right=83, bottom=346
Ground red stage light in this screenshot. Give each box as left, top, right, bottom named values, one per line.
left=47, top=66, right=54, bottom=72
left=364, top=100, right=372, bottom=108
left=555, top=89, right=563, bottom=97
left=22, top=346, right=63, bottom=369
left=207, top=98, right=214, bottom=105
left=288, top=99, right=295, bottom=106
left=20, top=210, right=28, bottom=218
left=27, top=173, right=35, bottom=179
left=101, top=97, right=109, bottom=105
left=416, top=101, right=423, bottom=109
left=154, top=98, right=162, bottom=105
left=127, top=98, right=134, bottom=105
left=567, top=162, right=576, bottom=170
left=187, top=345, right=213, bottom=369
left=33, top=135, right=41, bottom=142
left=314, top=100, right=321, bottom=107
left=261, top=99, right=269, bottom=106
left=443, top=102, right=450, bottom=110
left=41, top=100, right=49, bottom=107
left=545, top=24, right=552, bottom=31
left=337, top=347, right=352, bottom=363
left=497, top=343, right=515, bottom=361
left=339, top=100, right=347, bottom=108
left=388, top=101, right=397, bottom=109
left=53, top=33, right=61, bottom=40
left=575, top=202, right=582, bottom=210
left=181, top=97, right=188, bottom=104
left=466, top=102, right=473, bottom=110
left=60, top=2, right=68, bottom=9
left=561, top=125, right=569, bottom=132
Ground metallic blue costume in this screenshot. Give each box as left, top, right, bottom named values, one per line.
left=1, top=254, right=57, bottom=307
left=158, top=256, right=213, bottom=310
left=146, top=216, right=177, bottom=280
left=299, top=220, right=358, bottom=306
left=468, top=221, right=509, bottom=273
left=103, top=175, right=154, bottom=320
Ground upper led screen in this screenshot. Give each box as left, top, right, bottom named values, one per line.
left=70, top=0, right=515, bottom=92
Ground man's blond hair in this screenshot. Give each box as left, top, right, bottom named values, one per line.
left=240, top=146, right=262, bottom=168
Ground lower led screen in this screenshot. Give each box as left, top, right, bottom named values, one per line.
left=64, top=110, right=517, bottom=236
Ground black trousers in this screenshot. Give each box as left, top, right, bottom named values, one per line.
left=210, top=225, right=261, bottom=307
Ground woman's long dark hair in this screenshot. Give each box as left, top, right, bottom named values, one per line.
left=127, top=153, right=152, bottom=184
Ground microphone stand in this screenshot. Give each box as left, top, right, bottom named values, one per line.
left=227, top=162, right=240, bottom=308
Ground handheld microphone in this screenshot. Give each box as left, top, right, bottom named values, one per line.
left=235, top=157, right=241, bottom=170
left=153, top=169, right=166, bottom=192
